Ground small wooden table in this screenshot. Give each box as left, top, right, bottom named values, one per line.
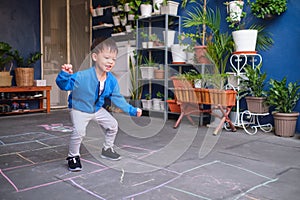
left=173, top=88, right=237, bottom=135
left=0, top=86, right=52, bottom=114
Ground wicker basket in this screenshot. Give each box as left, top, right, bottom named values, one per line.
left=15, top=68, right=34, bottom=86
left=0, top=72, right=12, bottom=87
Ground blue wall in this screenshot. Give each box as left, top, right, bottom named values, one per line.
left=0, top=0, right=299, bottom=132
left=0, top=0, right=41, bottom=80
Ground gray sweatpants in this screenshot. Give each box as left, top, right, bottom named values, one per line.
left=68, top=108, right=118, bottom=157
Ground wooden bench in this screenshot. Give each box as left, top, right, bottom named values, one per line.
left=0, top=86, right=52, bottom=114
left=172, top=77, right=237, bottom=135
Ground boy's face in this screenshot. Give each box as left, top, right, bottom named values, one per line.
left=92, top=48, right=117, bottom=73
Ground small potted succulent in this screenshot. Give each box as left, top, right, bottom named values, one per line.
left=266, top=77, right=300, bottom=137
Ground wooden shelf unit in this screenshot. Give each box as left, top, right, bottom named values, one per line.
left=0, top=86, right=52, bottom=114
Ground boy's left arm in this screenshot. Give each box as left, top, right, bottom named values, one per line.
left=110, top=84, right=140, bottom=117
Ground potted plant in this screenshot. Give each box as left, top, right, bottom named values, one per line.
left=182, top=0, right=212, bottom=64
left=141, top=93, right=152, bottom=110
left=12, top=50, right=42, bottom=86
left=152, top=91, right=164, bottom=110
left=0, top=42, right=14, bottom=86
left=240, top=63, right=269, bottom=113
left=139, top=57, right=158, bottom=79
left=266, top=77, right=300, bottom=137
left=248, top=0, right=287, bottom=20
left=225, top=1, right=274, bottom=52
left=140, top=0, right=152, bottom=17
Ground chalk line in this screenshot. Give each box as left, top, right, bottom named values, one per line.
left=70, top=179, right=106, bottom=200
left=165, top=185, right=211, bottom=200
left=131, top=178, right=154, bottom=187
left=16, top=153, right=35, bottom=164
left=0, top=169, right=19, bottom=192
left=233, top=178, right=278, bottom=200
left=182, top=160, right=220, bottom=174
left=123, top=176, right=181, bottom=199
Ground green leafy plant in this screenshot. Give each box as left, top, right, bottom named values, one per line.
left=142, top=57, right=158, bottom=67
left=144, top=93, right=151, bottom=100
left=266, top=77, right=300, bottom=113
left=156, top=91, right=164, bottom=99
left=0, top=42, right=14, bottom=72
left=248, top=0, right=287, bottom=19
left=183, top=1, right=216, bottom=46
left=240, top=63, right=267, bottom=97
left=13, top=50, right=42, bottom=68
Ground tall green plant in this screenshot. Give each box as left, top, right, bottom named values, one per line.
left=266, top=77, right=300, bottom=113
left=129, top=55, right=143, bottom=100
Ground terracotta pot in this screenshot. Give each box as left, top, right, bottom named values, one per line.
left=273, top=112, right=299, bottom=137
left=194, top=46, right=211, bottom=64
left=167, top=99, right=181, bottom=113
left=154, top=69, right=164, bottom=79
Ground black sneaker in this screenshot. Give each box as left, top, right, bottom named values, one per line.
left=101, top=147, right=121, bottom=161
left=66, top=156, right=82, bottom=172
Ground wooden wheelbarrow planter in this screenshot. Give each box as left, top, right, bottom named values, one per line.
left=173, top=87, right=237, bottom=135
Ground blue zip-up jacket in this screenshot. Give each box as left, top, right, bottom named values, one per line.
left=56, top=66, right=137, bottom=116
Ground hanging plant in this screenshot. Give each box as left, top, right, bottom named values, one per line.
left=248, top=0, right=287, bottom=19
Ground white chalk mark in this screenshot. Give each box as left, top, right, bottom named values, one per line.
left=120, top=168, right=125, bottom=183
left=131, top=179, right=154, bottom=187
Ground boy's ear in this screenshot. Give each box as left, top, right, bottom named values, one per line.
left=91, top=52, right=97, bottom=62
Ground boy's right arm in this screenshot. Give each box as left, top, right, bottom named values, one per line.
left=56, top=64, right=76, bottom=91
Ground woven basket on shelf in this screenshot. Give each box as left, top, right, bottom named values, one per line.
left=15, top=68, right=34, bottom=86
left=0, top=72, right=12, bottom=87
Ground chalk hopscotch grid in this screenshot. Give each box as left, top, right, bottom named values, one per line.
left=0, top=128, right=278, bottom=199
left=1, top=154, right=278, bottom=200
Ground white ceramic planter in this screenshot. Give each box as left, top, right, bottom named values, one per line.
left=141, top=99, right=152, bottom=110
left=140, top=4, right=152, bottom=17
left=171, top=44, right=186, bottom=63
left=153, top=0, right=163, bottom=14
left=112, top=16, right=120, bottom=26
left=163, top=30, right=175, bottom=47
left=152, top=98, right=161, bottom=110
left=160, top=1, right=179, bottom=16
left=140, top=66, right=155, bottom=79
left=186, top=52, right=195, bottom=64
left=232, top=29, right=258, bottom=52
left=142, top=42, right=148, bottom=48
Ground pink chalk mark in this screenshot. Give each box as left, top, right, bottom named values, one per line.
left=0, top=169, right=19, bottom=192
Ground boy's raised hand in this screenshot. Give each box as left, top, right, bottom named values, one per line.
left=136, top=108, right=142, bottom=117
left=61, top=64, right=73, bottom=74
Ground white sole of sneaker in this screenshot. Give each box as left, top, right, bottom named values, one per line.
left=68, top=167, right=82, bottom=172
left=100, top=155, right=121, bottom=161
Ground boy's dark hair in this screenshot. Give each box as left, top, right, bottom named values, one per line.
left=91, top=37, right=118, bottom=54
